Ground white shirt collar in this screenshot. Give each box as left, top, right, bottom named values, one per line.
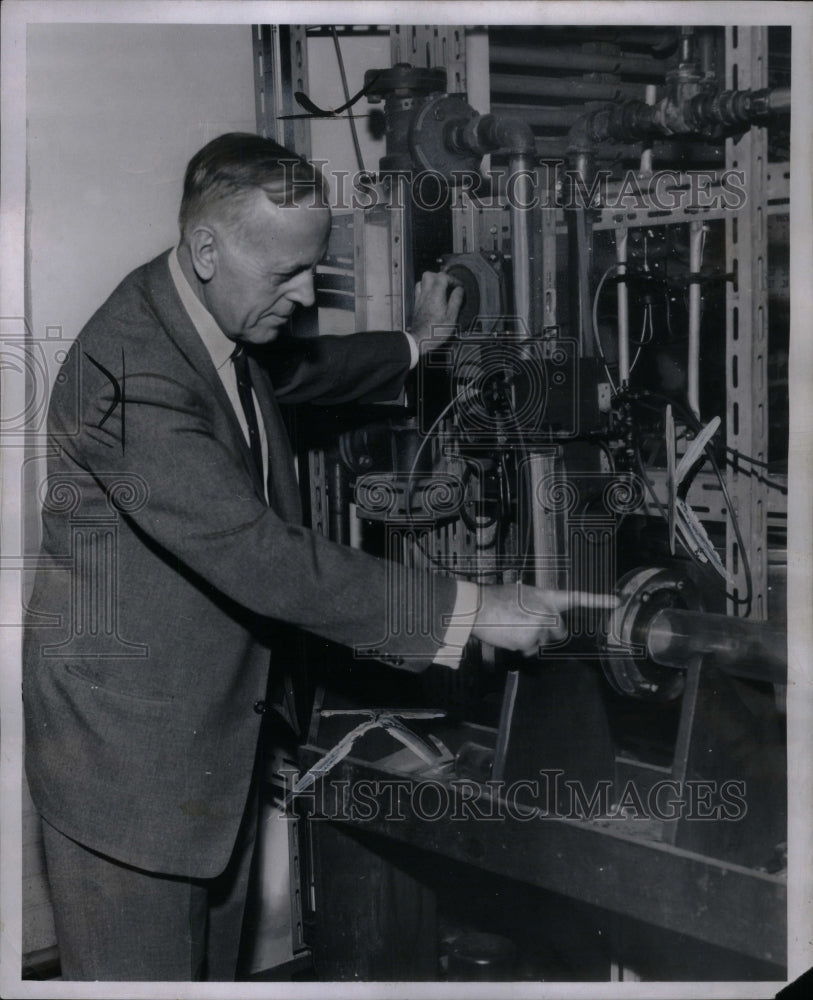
left=168, top=247, right=235, bottom=372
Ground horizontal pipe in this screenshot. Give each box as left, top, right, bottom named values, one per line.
left=489, top=28, right=679, bottom=56
left=646, top=607, right=787, bottom=685
left=491, top=73, right=649, bottom=103
left=489, top=44, right=668, bottom=79
left=490, top=102, right=585, bottom=128
left=533, top=138, right=724, bottom=162
left=448, top=111, right=536, bottom=157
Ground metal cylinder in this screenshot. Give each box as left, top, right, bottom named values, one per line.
left=687, top=220, right=704, bottom=418
left=616, top=227, right=630, bottom=385
left=768, top=86, right=791, bottom=114
left=509, top=152, right=535, bottom=335
left=646, top=607, right=787, bottom=684
left=639, top=84, right=658, bottom=175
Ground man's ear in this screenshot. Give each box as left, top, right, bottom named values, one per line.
left=187, top=225, right=218, bottom=282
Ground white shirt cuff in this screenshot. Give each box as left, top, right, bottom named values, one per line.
left=403, top=331, right=420, bottom=370
left=432, top=581, right=480, bottom=668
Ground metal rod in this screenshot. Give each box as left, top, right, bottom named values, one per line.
left=616, top=227, right=630, bottom=386
left=646, top=606, right=787, bottom=685
left=687, top=220, right=705, bottom=418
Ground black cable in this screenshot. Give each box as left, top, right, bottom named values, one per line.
left=725, top=447, right=773, bottom=469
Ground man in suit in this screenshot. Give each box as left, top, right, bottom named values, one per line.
left=23, top=133, right=603, bottom=981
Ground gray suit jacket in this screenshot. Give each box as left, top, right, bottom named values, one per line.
left=23, top=250, right=457, bottom=878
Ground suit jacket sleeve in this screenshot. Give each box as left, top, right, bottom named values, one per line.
left=54, top=331, right=454, bottom=671
left=265, top=331, right=412, bottom=405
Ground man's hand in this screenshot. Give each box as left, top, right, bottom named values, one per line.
left=472, top=584, right=620, bottom=656
left=410, top=271, right=464, bottom=347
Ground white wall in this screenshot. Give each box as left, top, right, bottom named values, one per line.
left=307, top=33, right=388, bottom=180
left=23, top=22, right=257, bottom=959
left=27, top=23, right=257, bottom=365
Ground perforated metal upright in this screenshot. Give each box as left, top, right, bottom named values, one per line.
left=390, top=25, right=467, bottom=92
left=253, top=24, right=312, bottom=157
left=725, top=27, right=770, bottom=619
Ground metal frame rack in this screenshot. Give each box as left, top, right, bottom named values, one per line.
left=252, top=22, right=790, bottom=982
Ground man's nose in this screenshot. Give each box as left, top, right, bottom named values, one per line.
left=287, top=271, right=316, bottom=309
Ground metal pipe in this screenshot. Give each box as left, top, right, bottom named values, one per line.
left=646, top=607, right=787, bottom=685
left=615, top=227, right=630, bottom=385
left=509, top=152, right=535, bottom=335
left=489, top=44, right=668, bottom=79
left=567, top=84, right=791, bottom=154
left=687, top=220, right=704, bottom=418
left=639, top=84, right=658, bottom=175
left=767, top=86, right=791, bottom=114
left=567, top=207, right=593, bottom=356
left=491, top=73, right=648, bottom=103
left=490, top=103, right=585, bottom=128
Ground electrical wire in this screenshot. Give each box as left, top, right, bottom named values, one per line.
left=629, top=302, right=654, bottom=376
left=404, top=383, right=484, bottom=579
left=591, top=264, right=620, bottom=393
left=725, top=447, right=774, bottom=469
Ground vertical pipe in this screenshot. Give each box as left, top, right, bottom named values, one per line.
left=566, top=153, right=594, bottom=356
left=688, top=220, right=705, bottom=418
left=616, top=227, right=630, bottom=386
left=639, top=84, right=657, bottom=176
left=509, top=152, right=535, bottom=336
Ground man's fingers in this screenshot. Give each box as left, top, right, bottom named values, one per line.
left=447, top=284, right=465, bottom=317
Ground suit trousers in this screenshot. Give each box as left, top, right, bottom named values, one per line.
left=41, top=780, right=260, bottom=981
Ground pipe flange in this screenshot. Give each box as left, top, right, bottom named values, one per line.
left=410, top=94, right=482, bottom=178
left=600, top=566, right=703, bottom=701
left=364, top=64, right=447, bottom=101
left=441, top=252, right=504, bottom=333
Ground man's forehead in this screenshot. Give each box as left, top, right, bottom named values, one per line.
left=238, top=192, right=330, bottom=263
left=251, top=190, right=331, bottom=233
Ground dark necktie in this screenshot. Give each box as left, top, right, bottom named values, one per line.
left=232, top=347, right=264, bottom=487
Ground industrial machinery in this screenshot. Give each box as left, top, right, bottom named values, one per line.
left=253, top=23, right=790, bottom=983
